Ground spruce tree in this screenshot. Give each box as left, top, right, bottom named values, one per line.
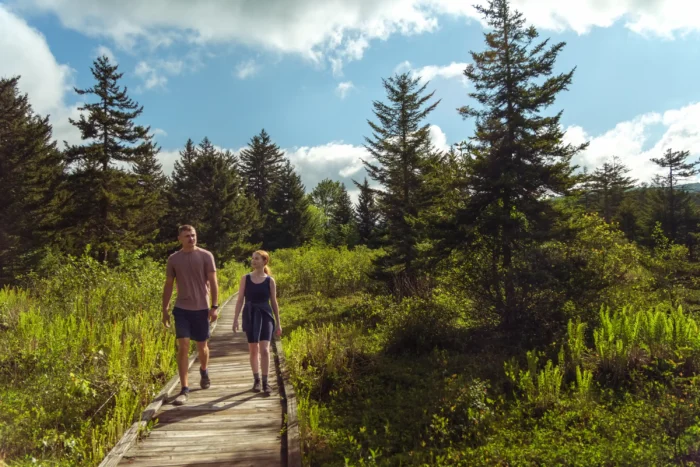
left=61, top=55, right=157, bottom=261
left=362, top=72, right=441, bottom=296
left=132, top=144, right=168, bottom=248
left=167, top=137, right=259, bottom=262
left=239, top=129, right=286, bottom=243
left=650, top=148, right=700, bottom=242
left=353, top=177, right=379, bottom=246
left=266, top=160, right=313, bottom=250
left=589, top=156, right=636, bottom=223
left=455, top=0, right=587, bottom=327
left=0, top=76, right=64, bottom=284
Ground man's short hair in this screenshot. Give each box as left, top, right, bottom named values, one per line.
left=178, top=224, right=195, bottom=234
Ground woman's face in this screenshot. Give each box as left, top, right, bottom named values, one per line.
left=251, top=253, right=264, bottom=269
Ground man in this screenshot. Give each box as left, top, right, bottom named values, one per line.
left=162, top=224, right=219, bottom=406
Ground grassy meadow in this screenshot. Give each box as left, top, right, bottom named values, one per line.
left=0, top=250, right=246, bottom=466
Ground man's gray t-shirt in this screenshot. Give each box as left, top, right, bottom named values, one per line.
left=166, top=248, right=216, bottom=311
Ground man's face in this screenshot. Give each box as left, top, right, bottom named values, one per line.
left=178, top=229, right=196, bottom=247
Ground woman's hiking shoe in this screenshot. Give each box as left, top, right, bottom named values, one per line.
left=263, top=382, right=272, bottom=395
left=200, top=368, right=210, bottom=389
left=173, top=387, right=189, bottom=406
left=252, top=379, right=261, bottom=392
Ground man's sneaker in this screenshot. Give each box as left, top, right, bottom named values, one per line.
left=200, top=370, right=210, bottom=389
left=252, top=379, right=261, bottom=392
left=173, top=388, right=189, bottom=406
left=263, top=382, right=272, bottom=395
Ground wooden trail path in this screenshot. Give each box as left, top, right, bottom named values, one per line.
left=101, top=293, right=301, bottom=467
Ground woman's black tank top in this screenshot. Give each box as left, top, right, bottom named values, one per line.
left=245, top=274, right=271, bottom=304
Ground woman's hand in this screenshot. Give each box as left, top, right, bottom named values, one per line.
left=232, top=317, right=239, bottom=333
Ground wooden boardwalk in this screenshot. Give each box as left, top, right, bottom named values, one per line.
left=113, top=295, right=289, bottom=467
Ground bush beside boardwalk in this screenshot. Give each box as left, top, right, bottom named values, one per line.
left=274, top=241, right=700, bottom=466
left=0, top=250, right=246, bottom=466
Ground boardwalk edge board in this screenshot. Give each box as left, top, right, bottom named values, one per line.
left=273, top=332, right=302, bottom=467
left=98, top=292, right=238, bottom=467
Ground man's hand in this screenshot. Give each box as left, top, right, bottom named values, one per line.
left=276, top=324, right=282, bottom=337
left=209, top=307, right=218, bottom=322
left=162, top=312, right=170, bottom=328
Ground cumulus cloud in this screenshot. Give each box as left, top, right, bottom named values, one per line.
left=94, top=44, right=116, bottom=63
left=395, top=60, right=469, bottom=86
left=13, top=0, right=700, bottom=75
left=0, top=4, right=82, bottom=146
left=133, top=58, right=185, bottom=91
left=235, top=59, right=260, bottom=79
left=565, top=102, right=700, bottom=184
left=336, top=81, right=355, bottom=99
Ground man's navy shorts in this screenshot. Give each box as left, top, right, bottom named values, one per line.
left=172, top=307, right=210, bottom=342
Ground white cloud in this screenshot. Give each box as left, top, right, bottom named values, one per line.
left=134, top=59, right=184, bottom=91
left=153, top=128, right=167, bottom=137
left=13, top=0, right=700, bottom=75
left=396, top=60, right=469, bottom=86
left=429, top=124, right=450, bottom=152
left=0, top=4, right=82, bottom=146
left=94, top=44, right=116, bottom=63
left=235, top=59, right=260, bottom=80
left=565, top=102, right=700, bottom=184
left=336, top=81, right=355, bottom=99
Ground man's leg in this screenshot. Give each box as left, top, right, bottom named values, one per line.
left=196, top=340, right=210, bottom=389
left=177, top=337, right=190, bottom=388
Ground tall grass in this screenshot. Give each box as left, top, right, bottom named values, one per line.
left=0, top=250, right=245, bottom=466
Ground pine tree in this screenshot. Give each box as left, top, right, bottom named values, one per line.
left=266, top=160, right=313, bottom=250
left=650, top=148, right=700, bottom=242
left=132, top=144, right=168, bottom=248
left=167, top=137, right=259, bottom=262
left=455, top=0, right=587, bottom=327
left=0, top=76, right=64, bottom=284
left=362, top=72, right=441, bottom=296
left=589, top=156, right=636, bottom=223
left=239, top=129, right=286, bottom=243
left=353, top=177, right=379, bottom=246
left=61, top=55, right=157, bottom=261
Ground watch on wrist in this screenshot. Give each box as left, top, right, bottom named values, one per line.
left=211, top=305, right=219, bottom=309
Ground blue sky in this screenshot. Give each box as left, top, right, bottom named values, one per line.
left=2, top=0, right=700, bottom=199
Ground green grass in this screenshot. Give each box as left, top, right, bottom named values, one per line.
left=0, top=250, right=246, bottom=466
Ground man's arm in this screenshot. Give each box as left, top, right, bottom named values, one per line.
left=208, top=271, right=219, bottom=321
left=233, top=275, right=246, bottom=332
left=162, top=275, right=175, bottom=327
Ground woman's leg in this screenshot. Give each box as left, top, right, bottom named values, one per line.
left=259, top=313, right=275, bottom=393
left=247, top=310, right=263, bottom=391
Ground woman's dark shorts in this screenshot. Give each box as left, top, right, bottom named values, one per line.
left=172, top=307, right=210, bottom=342
left=246, top=309, right=275, bottom=343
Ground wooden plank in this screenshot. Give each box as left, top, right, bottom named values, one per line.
left=100, top=293, right=237, bottom=467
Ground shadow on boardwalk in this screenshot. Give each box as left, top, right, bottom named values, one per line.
left=116, top=298, right=286, bottom=467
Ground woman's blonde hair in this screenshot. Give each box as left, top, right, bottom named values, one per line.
left=254, top=250, right=271, bottom=275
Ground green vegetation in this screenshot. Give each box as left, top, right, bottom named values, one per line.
left=0, top=251, right=246, bottom=465
left=2, top=0, right=700, bottom=465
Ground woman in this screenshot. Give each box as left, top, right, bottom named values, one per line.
left=233, top=250, right=282, bottom=394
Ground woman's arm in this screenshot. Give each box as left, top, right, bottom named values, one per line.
left=233, top=275, right=246, bottom=331
left=270, top=277, right=282, bottom=335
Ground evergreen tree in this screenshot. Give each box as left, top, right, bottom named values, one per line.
left=0, top=76, right=64, bottom=284
left=455, top=0, right=586, bottom=327
left=167, top=137, right=259, bottom=262
left=650, top=148, right=700, bottom=242
left=589, top=156, right=636, bottom=223
left=61, top=55, right=158, bottom=261
left=362, top=72, right=441, bottom=296
left=239, top=129, right=286, bottom=243
left=132, top=143, right=168, bottom=249
left=266, top=160, right=313, bottom=250
left=353, top=178, right=379, bottom=246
